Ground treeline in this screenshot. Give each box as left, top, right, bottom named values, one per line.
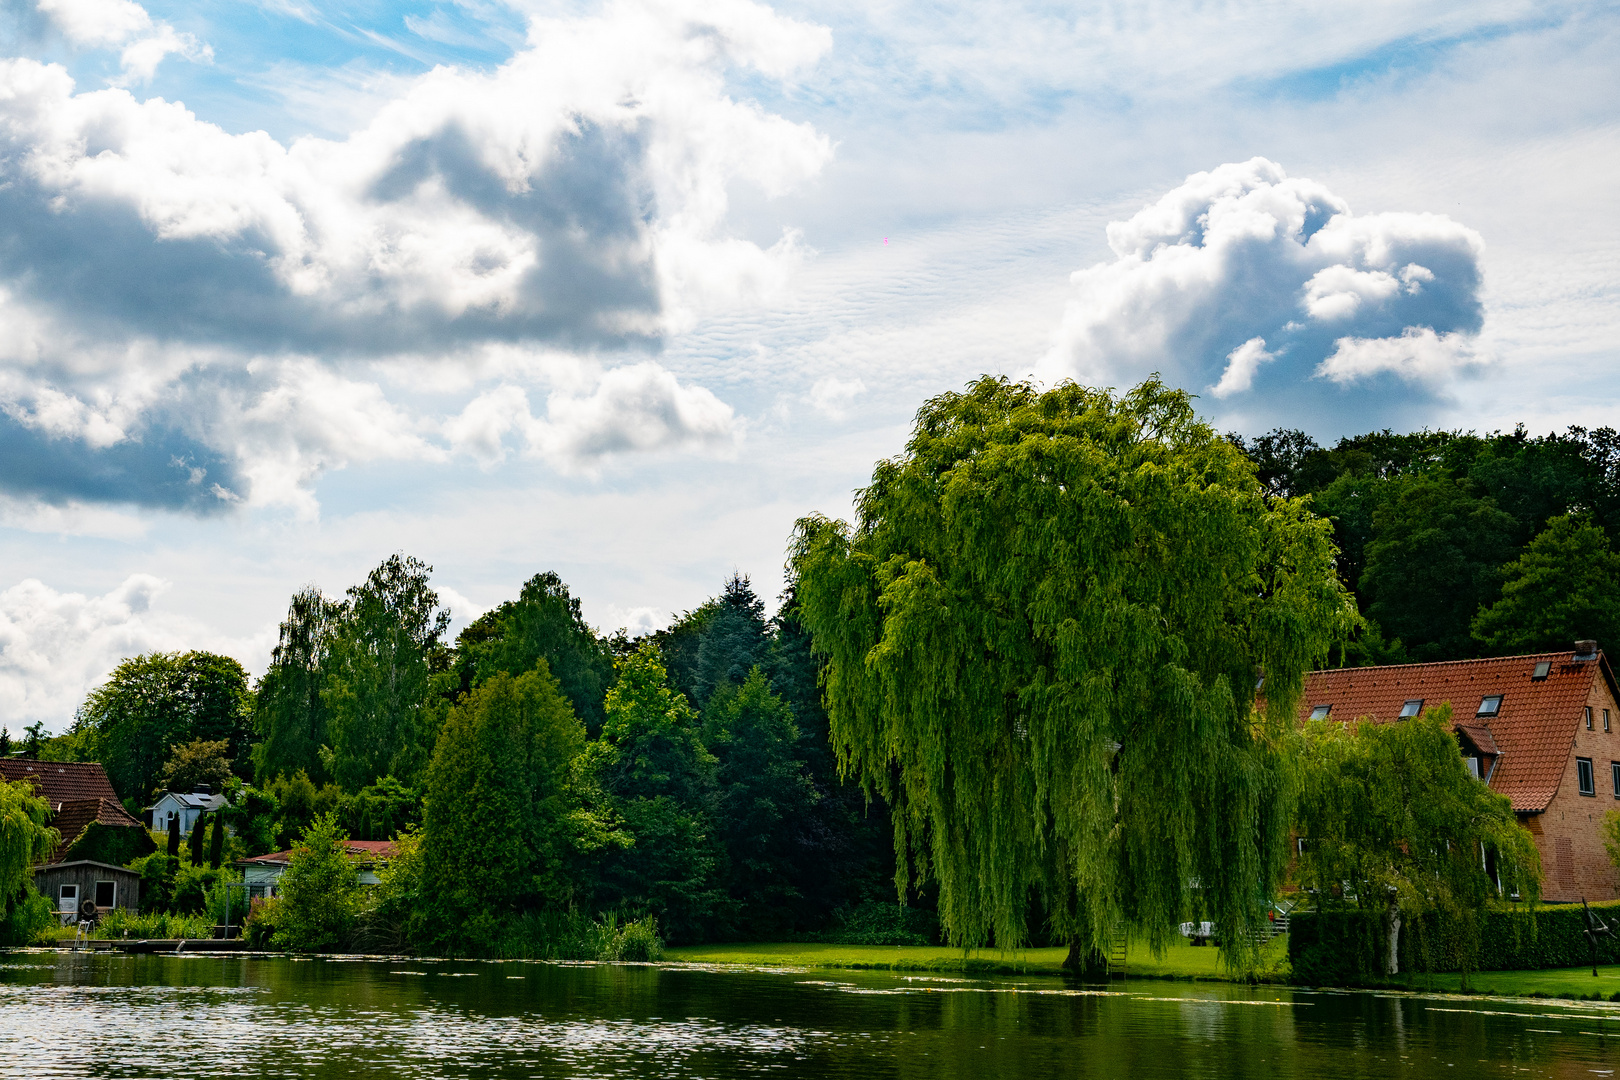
left=1231, top=425, right=1620, bottom=662
left=30, top=560, right=898, bottom=950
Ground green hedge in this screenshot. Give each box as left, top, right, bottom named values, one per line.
left=1291, top=901, right=1620, bottom=984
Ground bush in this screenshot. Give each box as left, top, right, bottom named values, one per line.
left=807, top=902, right=940, bottom=946
left=1291, top=901, right=1620, bottom=984
left=243, top=897, right=282, bottom=947
left=0, top=886, right=56, bottom=946
left=613, top=916, right=663, bottom=962
left=95, top=908, right=213, bottom=940
left=272, top=812, right=360, bottom=952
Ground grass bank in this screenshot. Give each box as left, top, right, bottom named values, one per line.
left=664, top=935, right=1290, bottom=981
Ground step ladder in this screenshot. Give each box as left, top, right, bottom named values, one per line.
left=1106, top=928, right=1128, bottom=978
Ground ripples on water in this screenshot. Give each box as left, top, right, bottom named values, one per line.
left=1, top=953, right=1617, bottom=1078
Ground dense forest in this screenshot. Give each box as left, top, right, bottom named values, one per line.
left=8, top=415, right=1620, bottom=954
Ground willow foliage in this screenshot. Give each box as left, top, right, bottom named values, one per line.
left=1294, top=708, right=1541, bottom=978
left=789, top=376, right=1354, bottom=962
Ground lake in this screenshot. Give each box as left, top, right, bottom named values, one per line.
left=2, top=951, right=1617, bottom=1078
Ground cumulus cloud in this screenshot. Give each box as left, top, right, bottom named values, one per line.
left=33, top=0, right=210, bottom=82
left=1037, top=158, right=1486, bottom=430
left=0, top=0, right=829, bottom=513
left=809, top=375, right=866, bottom=419
left=445, top=362, right=741, bottom=472
left=0, top=573, right=183, bottom=726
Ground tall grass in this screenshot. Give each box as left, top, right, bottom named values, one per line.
left=94, top=908, right=214, bottom=940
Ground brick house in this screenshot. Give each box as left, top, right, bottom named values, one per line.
left=1299, top=641, right=1620, bottom=903
left=0, top=759, right=151, bottom=864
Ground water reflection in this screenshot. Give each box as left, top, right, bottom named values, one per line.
left=0, top=953, right=1616, bottom=1079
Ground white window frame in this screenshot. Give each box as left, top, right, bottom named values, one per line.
left=1400, top=699, right=1423, bottom=718
left=1478, top=695, right=1503, bottom=717
left=93, top=880, right=117, bottom=909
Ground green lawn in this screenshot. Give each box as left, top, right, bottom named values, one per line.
left=1400, top=964, right=1620, bottom=999
left=663, top=934, right=1290, bottom=981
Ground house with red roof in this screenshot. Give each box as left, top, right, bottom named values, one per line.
left=235, top=839, right=398, bottom=899
left=0, top=758, right=153, bottom=918
left=1299, top=640, right=1620, bottom=903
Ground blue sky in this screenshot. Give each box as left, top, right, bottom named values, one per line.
left=0, top=0, right=1616, bottom=729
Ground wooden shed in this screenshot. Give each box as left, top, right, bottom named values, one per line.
left=32, top=859, right=141, bottom=921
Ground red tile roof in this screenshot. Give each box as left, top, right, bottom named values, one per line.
left=46, top=798, right=147, bottom=863
left=1300, top=650, right=1604, bottom=813
left=238, top=839, right=397, bottom=867
left=0, top=759, right=121, bottom=804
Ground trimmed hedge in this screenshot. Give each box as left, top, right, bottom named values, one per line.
left=1291, top=900, right=1620, bottom=984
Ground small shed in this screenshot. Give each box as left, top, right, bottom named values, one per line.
left=236, top=840, right=396, bottom=899
left=33, top=859, right=141, bottom=922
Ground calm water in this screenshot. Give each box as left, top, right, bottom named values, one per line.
left=2, top=952, right=1618, bottom=1079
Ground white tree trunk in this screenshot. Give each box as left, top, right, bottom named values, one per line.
left=1387, top=908, right=1401, bottom=975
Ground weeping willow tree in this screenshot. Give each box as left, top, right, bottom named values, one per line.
left=789, top=376, right=1354, bottom=971
left=1294, top=706, right=1541, bottom=982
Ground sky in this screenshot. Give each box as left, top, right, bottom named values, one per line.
left=0, top=0, right=1616, bottom=731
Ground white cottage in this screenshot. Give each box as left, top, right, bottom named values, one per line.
left=145, top=786, right=228, bottom=836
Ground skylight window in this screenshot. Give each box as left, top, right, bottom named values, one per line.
left=1309, top=705, right=1331, bottom=720
left=1399, top=699, right=1424, bottom=718
left=1477, top=695, right=1503, bottom=717
left=1533, top=661, right=1552, bottom=680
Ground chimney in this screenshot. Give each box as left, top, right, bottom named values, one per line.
left=194, top=783, right=212, bottom=795
left=1575, top=640, right=1599, bottom=661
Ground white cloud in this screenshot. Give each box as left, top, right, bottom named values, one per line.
left=0, top=574, right=177, bottom=727
left=1210, top=337, right=1275, bottom=399
left=808, top=375, right=866, bottom=419
left=34, top=0, right=210, bottom=83
left=1317, top=327, right=1484, bottom=384
left=1037, top=157, right=1486, bottom=428
left=0, top=0, right=829, bottom=513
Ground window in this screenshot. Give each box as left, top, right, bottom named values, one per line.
left=1309, top=704, right=1331, bottom=720
left=1400, top=699, right=1424, bottom=718
left=1579, top=757, right=1596, bottom=796
left=1612, top=761, right=1620, bottom=798
left=1533, top=661, right=1552, bottom=680
left=1478, top=695, right=1503, bottom=717
left=1607, top=709, right=1612, bottom=733
left=1587, top=707, right=1595, bottom=730
left=93, top=881, right=116, bottom=908
left=1465, top=756, right=1481, bottom=779
left=1255, top=676, right=1265, bottom=691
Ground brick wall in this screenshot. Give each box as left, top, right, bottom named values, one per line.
left=1521, top=675, right=1620, bottom=902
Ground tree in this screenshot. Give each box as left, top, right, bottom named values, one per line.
left=188, top=811, right=208, bottom=864
left=157, top=739, right=233, bottom=795
left=1472, top=515, right=1620, bottom=655
left=420, top=664, right=585, bottom=948
left=692, top=574, right=771, bottom=708
left=452, top=572, right=615, bottom=734
left=592, top=642, right=723, bottom=941
left=0, top=778, right=58, bottom=944
left=272, top=812, right=361, bottom=951
left=323, top=554, right=451, bottom=791
left=253, top=586, right=344, bottom=784
left=789, top=376, right=1354, bottom=968
left=1295, top=708, right=1541, bottom=980
left=75, top=651, right=253, bottom=803
left=208, top=811, right=226, bottom=868
left=705, top=668, right=818, bottom=935
left=1360, top=477, right=1518, bottom=660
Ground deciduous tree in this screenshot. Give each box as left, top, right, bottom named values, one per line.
left=790, top=376, right=1353, bottom=968
left=253, top=586, right=344, bottom=784
left=1472, top=515, right=1620, bottom=655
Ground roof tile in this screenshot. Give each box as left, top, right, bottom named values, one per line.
left=1301, top=650, right=1598, bottom=813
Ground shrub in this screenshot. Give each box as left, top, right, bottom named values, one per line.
left=95, top=908, right=213, bottom=939
left=272, top=812, right=360, bottom=951
left=613, top=916, right=662, bottom=962
left=243, top=897, right=282, bottom=947
left=809, top=902, right=940, bottom=946
left=1290, top=901, right=1620, bottom=984
left=0, top=887, right=56, bottom=946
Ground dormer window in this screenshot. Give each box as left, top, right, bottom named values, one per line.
left=1399, top=699, right=1424, bottom=719
left=1309, top=705, right=1331, bottom=720
left=1533, top=661, right=1552, bottom=680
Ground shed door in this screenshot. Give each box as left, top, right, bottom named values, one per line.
left=58, top=884, right=77, bottom=912
left=94, top=881, right=116, bottom=908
